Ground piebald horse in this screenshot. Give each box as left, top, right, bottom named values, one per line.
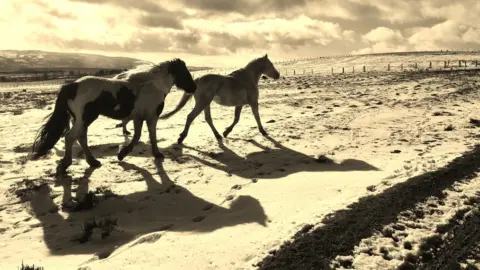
left=160, top=54, right=280, bottom=144
left=31, top=58, right=197, bottom=173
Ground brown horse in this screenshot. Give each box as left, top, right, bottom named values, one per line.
left=160, top=54, right=280, bottom=144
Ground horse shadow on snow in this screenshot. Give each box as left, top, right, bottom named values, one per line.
left=178, top=135, right=379, bottom=179
left=27, top=160, right=267, bottom=258
left=48, top=133, right=166, bottom=159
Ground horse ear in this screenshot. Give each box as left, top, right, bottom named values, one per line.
left=264, top=54, right=268, bottom=58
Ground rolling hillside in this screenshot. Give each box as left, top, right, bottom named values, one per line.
left=0, top=50, right=211, bottom=73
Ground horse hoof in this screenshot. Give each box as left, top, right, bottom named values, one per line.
left=123, top=130, right=131, bottom=135
left=62, top=200, right=79, bottom=212
left=117, top=150, right=128, bottom=161
left=260, top=130, right=268, bottom=136
left=55, top=166, right=66, bottom=178
left=56, top=158, right=72, bottom=175
left=88, top=159, right=102, bottom=168
left=177, top=136, right=184, bottom=145
left=223, top=130, right=230, bottom=138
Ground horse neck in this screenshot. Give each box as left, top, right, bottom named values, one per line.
left=150, top=70, right=174, bottom=94
left=244, top=60, right=264, bottom=84
left=128, top=69, right=173, bottom=94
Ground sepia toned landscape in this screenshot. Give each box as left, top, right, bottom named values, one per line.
left=0, top=50, right=479, bottom=270
left=2, top=0, right=480, bottom=269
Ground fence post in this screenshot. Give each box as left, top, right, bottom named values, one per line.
left=363, top=66, right=366, bottom=72
left=429, top=62, right=432, bottom=69
left=459, top=60, right=462, bottom=67
left=342, top=67, right=344, bottom=74
left=415, top=63, right=418, bottom=69
left=303, top=69, right=305, bottom=75
left=293, top=70, right=296, bottom=75
left=444, top=61, right=447, bottom=68
left=387, top=64, right=390, bottom=71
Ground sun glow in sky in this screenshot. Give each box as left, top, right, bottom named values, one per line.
left=3, top=0, right=480, bottom=67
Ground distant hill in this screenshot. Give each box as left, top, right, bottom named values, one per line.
left=0, top=50, right=212, bottom=73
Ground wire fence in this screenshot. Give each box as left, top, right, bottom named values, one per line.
left=191, top=59, right=480, bottom=78
left=1, top=52, right=480, bottom=92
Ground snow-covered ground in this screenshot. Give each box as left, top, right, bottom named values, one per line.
left=0, top=53, right=479, bottom=270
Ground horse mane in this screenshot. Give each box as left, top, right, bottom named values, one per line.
left=245, top=56, right=266, bottom=68
left=229, top=56, right=265, bottom=76
left=121, top=59, right=180, bottom=85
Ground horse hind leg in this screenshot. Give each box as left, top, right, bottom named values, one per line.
left=223, top=105, right=243, bottom=138
left=58, top=120, right=81, bottom=174
left=122, top=119, right=131, bottom=135
left=115, top=119, right=131, bottom=135
left=204, top=105, right=222, bottom=140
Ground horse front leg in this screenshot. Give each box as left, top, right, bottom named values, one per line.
left=223, top=105, right=243, bottom=138
left=77, top=127, right=101, bottom=168
left=146, top=116, right=163, bottom=160
left=117, top=119, right=143, bottom=161
left=204, top=105, right=222, bottom=140
left=249, top=101, right=268, bottom=136
left=178, top=100, right=207, bottom=144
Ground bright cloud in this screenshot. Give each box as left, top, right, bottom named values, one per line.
left=0, top=0, right=479, bottom=67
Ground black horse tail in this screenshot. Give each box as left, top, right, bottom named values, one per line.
left=32, top=83, right=77, bottom=159
left=159, top=92, right=193, bottom=119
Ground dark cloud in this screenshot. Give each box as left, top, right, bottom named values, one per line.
left=307, top=1, right=443, bottom=36
left=137, top=13, right=184, bottom=29
left=178, top=0, right=308, bottom=15
left=173, top=31, right=201, bottom=47
left=48, top=9, right=77, bottom=20
left=35, top=32, right=170, bottom=53
left=35, top=30, right=206, bottom=54
left=272, top=34, right=317, bottom=50
left=207, top=31, right=271, bottom=53
left=70, top=0, right=188, bottom=30
left=69, top=0, right=166, bottom=13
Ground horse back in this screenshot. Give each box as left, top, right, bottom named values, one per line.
left=196, top=74, right=252, bottom=106
left=72, top=76, right=139, bottom=122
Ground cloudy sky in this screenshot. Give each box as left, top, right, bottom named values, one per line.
left=2, top=0, right=480, bottom=67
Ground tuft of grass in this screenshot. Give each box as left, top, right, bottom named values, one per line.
left=19, top=261, right=44, bottom=270
left=94, top=185, right=119, bottom=199
left=12, top=109, right=24, bottom=115
left=72, top=191, right=98, bottom=212
left=74, top=217, right=118, bottom=244
left=444, top=124, right=455, bottom=131
left=9, top=178, right=49, bottom=201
